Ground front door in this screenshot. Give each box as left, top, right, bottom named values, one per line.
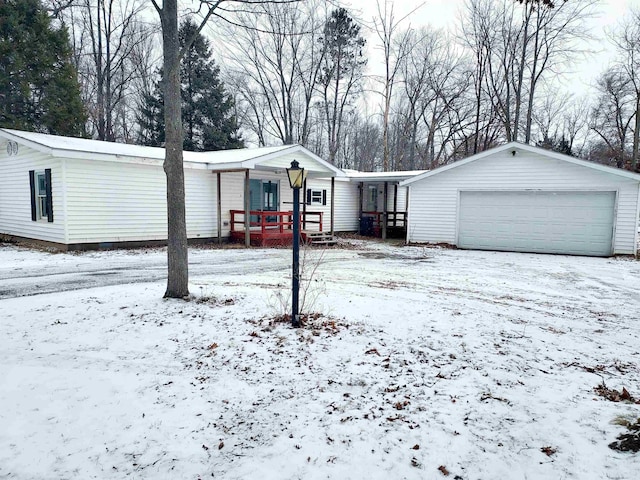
left=249, top=179, right=279, bottom=224
left=365, top=184, right=378, bottom=211
left=262, top=181, right=278, bottom=222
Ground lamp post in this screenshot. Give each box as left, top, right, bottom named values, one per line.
left=286, top=160, right=306, bottom=327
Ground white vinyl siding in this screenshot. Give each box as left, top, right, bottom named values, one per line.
left=305, top=178, right=359, bottom=232
left=65, top=159, right=219, bottom=244
left=406, top=151, right=640, bottom=255
left=0, top=144, right=65, bottom=243
left=333, top=180, right=359, bottom=231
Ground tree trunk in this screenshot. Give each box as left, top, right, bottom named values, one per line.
left=524, top=10, right=542, bottom=144
left=513, top=3, right=533, bottom=143
left=160, top=0, right=189, bottom=298
left=633, top=97, right=640, bottom=170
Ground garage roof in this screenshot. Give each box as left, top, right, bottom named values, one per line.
left=400, top=142, right=640, bottom=186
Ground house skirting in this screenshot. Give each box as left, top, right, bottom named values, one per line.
left=0, top=234, right=226, bottom=252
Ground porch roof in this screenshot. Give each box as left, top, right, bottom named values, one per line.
left=343, top=169, right=427, bottom=183
left=0, top=129, right=344, bottom=177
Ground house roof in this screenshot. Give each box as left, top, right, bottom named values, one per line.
left=0, top=129, right=344, bottom=177
left=399, top=142, right=640, bottom=186
left=343, top=169, right=427, bottom=183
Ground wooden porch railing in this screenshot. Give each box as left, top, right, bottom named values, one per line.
left=361, top=211, right=407, bottom=228
left=230, top=210, right=324, bottom=233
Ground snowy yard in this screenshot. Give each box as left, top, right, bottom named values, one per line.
left=1, top=240, right=639, bottom=480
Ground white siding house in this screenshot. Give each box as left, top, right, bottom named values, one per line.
left=0, top=129, right=345, bottom=249
left=401, top=142, right=640, bottom=256
left=305, top=177, right=360, bottom=232
left=343, top=170, right=426, bottom=239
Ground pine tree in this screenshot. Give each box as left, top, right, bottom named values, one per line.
left=138, top=19, right=243, bottom=151
left=0, top=0, right=85, bottom=135
left=318, top=8, right=366, bottom=165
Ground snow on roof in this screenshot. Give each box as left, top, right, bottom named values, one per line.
left=0, top=128, right=293, bottom=165
left=1, top=128, right=166, bottom=160
left=0, top=128, right=351, bottom=177
left=400, top=142, right=640, bottom=186
left=342, top=169, right=427, bottom=182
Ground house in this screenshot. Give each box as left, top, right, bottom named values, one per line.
left=400, top=142, right=640, bottom=256
left=0, top=128, right=346, bottom=249
left=343, top=169, right=426, bottom=239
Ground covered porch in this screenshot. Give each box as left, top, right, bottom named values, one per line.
left=345, top=170, right=426, bottom=240
left=202, top=144, right=344, bottom=247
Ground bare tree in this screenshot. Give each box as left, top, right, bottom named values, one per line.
left=590, top=68, right=636, bottom=168
left=225, top=0, right=325, bottom=146
left=66, top=0, right=151, bottom=141
left=608, top=7, right=640, bottom=170
left=460, top=0, right=595, bottom=144
left=395, top=27, right=470, bottom=169
left=149, top=0, right=302, bottom=298
left=372, top=0, right=414, bottom=171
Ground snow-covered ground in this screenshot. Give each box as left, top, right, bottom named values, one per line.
left=1, top=240, right=639, bottom=479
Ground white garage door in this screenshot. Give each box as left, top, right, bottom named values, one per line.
left=458, top=191, right=616, bottom=256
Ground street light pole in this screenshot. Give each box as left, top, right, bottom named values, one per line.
left=291, top=183, right=301, bottom=327
left=286, top=160, right=306, bottom=328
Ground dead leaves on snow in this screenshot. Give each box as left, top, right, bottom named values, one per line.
left=540, top=446, right=557, bottom=456
left=479, top=391, right=511, bottom=405
left=259, top=313, right=347, bottom=335
left=594, top=382, right=640, bottom=404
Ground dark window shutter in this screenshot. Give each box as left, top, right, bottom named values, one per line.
left=29, top=170, right=36, bottom=221
left=45, top=168, right=53, bottom=222
left=306, top=189, right=311, bottom=205
left=322, top=189, right=327, bottom=206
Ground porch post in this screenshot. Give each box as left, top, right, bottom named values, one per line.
left=358, top=182, right=363, bottom=235
left=393, top=184, right=398, bottom=228
left=405, top=185, right=410, bottom=244
left=330, top=176, right=335, bottom=236
left=244, top=169, right=250, bottom=247
left=382, top=181, right=388, bottom=240
left=217, top=172, right=222, bottom=245
left=302, top=178, right=307, bottom=231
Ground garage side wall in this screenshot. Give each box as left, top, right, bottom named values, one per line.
left=65, top=159, right=218, bottom=244
left=406, top=151, right=640, bottom=255
left=0, top=144, right=66, bottom=243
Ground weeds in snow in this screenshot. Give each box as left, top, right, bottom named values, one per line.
left=267, top=245, right=328, bottom=319
left=609, top=417, right=640, bottom=453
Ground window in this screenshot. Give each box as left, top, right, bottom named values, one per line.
left=366, top=185, right=378, bottom=211
left=29, top=169, right=53, bottom=222
left=36, top=172, right=48, bottom=219
left=306, top=189, right=326, bottom=206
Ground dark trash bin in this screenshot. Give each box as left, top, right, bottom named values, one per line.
left=359, top=216, right=374, bottom=236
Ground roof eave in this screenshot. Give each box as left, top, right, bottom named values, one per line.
left=240, top=144, right=346, bottom=177
left=400, top=142, right=640, bottom=186
left=0, top=129, right=54, bottom=156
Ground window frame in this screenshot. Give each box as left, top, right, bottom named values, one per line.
left=29, top=168, right=53, bottom=223
left=35, top=171, right=48, bottom=220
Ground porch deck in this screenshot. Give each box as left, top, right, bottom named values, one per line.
left=360, top=211, right=407, bottom=238
left=229, top=210, right=324, bottom=247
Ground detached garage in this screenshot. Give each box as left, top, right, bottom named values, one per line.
left=401, top=143, right=640, bottom=256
